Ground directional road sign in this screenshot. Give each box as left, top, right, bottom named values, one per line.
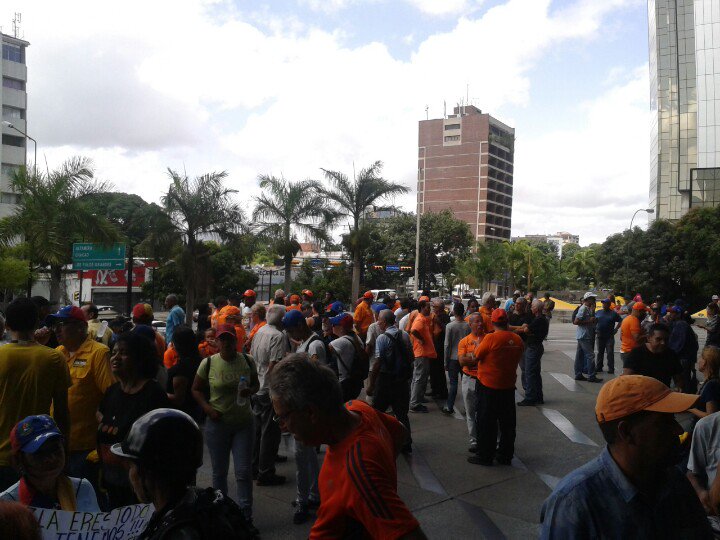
left=72, top=243, right=126, bottom=270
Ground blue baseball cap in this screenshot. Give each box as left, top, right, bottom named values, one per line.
left=329, top=301, right=344, bottom=314
left=371, top=303, right=385, bottom=314
left=282, top=309, right=305, bottom=329
left=330, top=313, right=353, bottom=328
left=45, top=305, right=87, bottom=326
left=10, top=415, right=62, bottom=454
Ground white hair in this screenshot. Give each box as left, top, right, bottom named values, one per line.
left=481, top=292, right=495, bottom=305
left=267, top=304, right=286, bottom=326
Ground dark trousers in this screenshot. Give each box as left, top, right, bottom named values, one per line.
left=522, top=344, right=544, bottom=402
left=252, top=393, right=281, bottom=478
left=372, top=374, right=412, bottom=444
left=341, top=378, right=363, bottom=402
left=429, top=340, right=448, bottom=398
left=475, top=381, right=516, bottom=462
left=596, top=334, right=615, bottom=371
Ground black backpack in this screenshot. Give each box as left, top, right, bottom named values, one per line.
left=383, top=331, right=413, bottom=381
left=343, top=334, right=370, bottom=382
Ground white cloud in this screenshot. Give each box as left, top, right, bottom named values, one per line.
left=3, top=0, right=647, bottom=245
left=405, top=0, right=474, bottom=15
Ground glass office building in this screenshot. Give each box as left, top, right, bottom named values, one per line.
left=648, top=0, right=720, bottom=220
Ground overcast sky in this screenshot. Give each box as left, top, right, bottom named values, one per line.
left=2, top=0, right=652, bottom=245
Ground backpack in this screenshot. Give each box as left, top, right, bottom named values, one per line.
left=342, top=334, right=370, bottom=382
left=383, top=331, right=413, bottom=381
left=572, top=306, right=580, bottom=324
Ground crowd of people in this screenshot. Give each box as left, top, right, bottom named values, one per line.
left=0, top=285, right=719, bottom=538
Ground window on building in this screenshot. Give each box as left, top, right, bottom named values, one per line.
left=444, top=123, right=461, bottom=130
left=2, top=77, right=25, bottom=91
left=2, top=44, right=24, bottom=63
left=2, top=106, right=24, bottom=120
left=0, top=192, right=20, bottom=204
left=444, top=135, right=460, bottom=142
left=1, top=134, right=25, bottom=147
left=0, top=164, right=19, bottom=179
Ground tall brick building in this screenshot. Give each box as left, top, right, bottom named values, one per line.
left=417, top=105, right=514, bottom=242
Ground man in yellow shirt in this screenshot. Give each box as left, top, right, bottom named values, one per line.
left=353, top=291, right=374, bottom=340
left=0, top=298, right=71, bottom=491
left=49, top=305, right=115, bottom=479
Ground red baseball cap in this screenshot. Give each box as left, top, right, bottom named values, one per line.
left=215, top=324, right=237, bottom=340
left=243, top=289, right=256, bottom=298
left=302, top=289, right=313, bottom=298
left=491, top=308, right=508, bottom=324
left=132, top=303, right=154, bottom=320
left=362, top=291, right=373, bottom=299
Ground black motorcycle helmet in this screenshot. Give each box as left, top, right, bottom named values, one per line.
left=111, top=408, right=203, bottom=472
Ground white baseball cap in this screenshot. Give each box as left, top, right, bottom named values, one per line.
left=582, top=291, right=597, bottom=301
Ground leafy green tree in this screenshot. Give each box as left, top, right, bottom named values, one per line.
left=253, top=176, right=334, bottom=291
left=319, top=161, right=408, bottom=300
left=161, top=169, right=245, bottom=323
left=564, top=247, right=598, bottom=289
left=0, top=159, right=119, bottom=304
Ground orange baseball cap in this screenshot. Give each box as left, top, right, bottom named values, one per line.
left=595, top=375, right=698, bottom=423
left=289, top=294, right=301, bottom=303
left=243, top=289, right=256, bottom=297
left=302, top=289, right=313, bottom=298
left=418, top=295, right=430, bottom=302
left=632, top=302, right=648, bottom=312
left=491, top=308, right=508, bottom=323
left=362, top=291, right=373, bottom=299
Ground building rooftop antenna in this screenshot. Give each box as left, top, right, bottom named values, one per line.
left=12, top=13, right=22, bottom=39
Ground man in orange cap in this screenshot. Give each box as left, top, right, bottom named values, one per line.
left=353, top=291, right=374, bottom=341
left=286, top=294, right=302, bottom=312
left=301, top=289, right=313, bottom=303
left=462, top=309, right=523, bottom=466
left=540, top=375, right=710, bottom=539
left=241, top=290, right=256, bottom=326
left=620, top=301, right=648, bottom=362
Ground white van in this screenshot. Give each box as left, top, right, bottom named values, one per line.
left=370, top=289, right=396, bottom=300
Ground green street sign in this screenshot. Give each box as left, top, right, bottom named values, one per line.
left=72, top=243, right=126, bottom=270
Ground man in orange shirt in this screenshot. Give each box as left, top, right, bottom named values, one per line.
left=268, top=355, right=426, bottom=540
left=461, top=308, right=524, bottom=466
left=409, top=300, right=437, bottom=413
left=458, top=313, right=484, bottom=453
left=353, top=291, right=374, bottom=341
left=287, top=294, right=302, bottom=312
left=210, top=296, right=228, bottom=329
left=478, top=292, right=495, bottom=334
left=621, top=302, right=648, bottom=362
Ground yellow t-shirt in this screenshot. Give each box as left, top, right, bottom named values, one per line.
left=56, top=338, right=115, bottom=452
left=0, top=343, right=72, bottom=466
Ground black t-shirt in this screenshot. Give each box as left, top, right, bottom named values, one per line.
left=98, top=380, right=171, bottom=446
left=508, top=312, right=533, bottom=342
left=698, top=379, right=720, bottom=412
left=167, top=355, right=201, bottom=420
left=527, top=315, right=550, bottom=346
left=623, top=345, right=683, bottom=387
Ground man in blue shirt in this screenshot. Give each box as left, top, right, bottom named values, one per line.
left=164, top=294, right=186, bottom=347
left=574, top=292, right=601, bottom=382
left=595, top=298, right=622, bottom=374
left=540, top=375, right=711, bottom=539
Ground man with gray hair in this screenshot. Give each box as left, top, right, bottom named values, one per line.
left=479, top=292, right=496, bottom=334
left=268, top=354, right=426, bottom=539
left=250, top=303, right=288, bottom=486
left=367, top=309, right=413, bottom=454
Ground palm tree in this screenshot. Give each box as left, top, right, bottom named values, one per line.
left=0, top=158, right=119, bottom=304
left=564, top=248, right=598, bottom=288
left=253, top=175, right=335, bottom=290
left=319, top=161, right=408, bottom=300
left=162, top=168, right=245, bottom=323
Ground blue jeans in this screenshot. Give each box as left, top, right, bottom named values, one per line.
left=294, top=440, right=320, bottom=506
left=446, top=358, right=461, bottom=411
left=596, top=334, right=615, bottom=371
left=574, top=338, right=595, bottom=378
left=522, top=344, right=544, bottom=402
left=205, top=418, right=255, bottom=519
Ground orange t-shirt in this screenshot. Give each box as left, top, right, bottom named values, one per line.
left=217, top=306, right=247, bottom=351
left=163, top=344, right=178, bottom=369
left=458, top=332, right=483, bottom=378
left=310, top=400, right=419, bottom=539
left=621, top=315, right=642, bottom=353
left=210, top=308, right=222, bottom=329
left=410, top=313, right=437, bottom=359
left=286, top=305, right=302, bottom=312
left=473, top=330, right=524, bottom=389
left=198, top=340, right=218, bottom=358
left=353, top=301, right=374, bottom=336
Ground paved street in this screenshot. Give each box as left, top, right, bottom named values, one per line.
left=195, top=320, right=703, bottom=539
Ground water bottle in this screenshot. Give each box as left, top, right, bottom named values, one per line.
left=236, top=376, right=248, bottom=406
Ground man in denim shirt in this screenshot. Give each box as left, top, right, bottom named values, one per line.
left=540, top=375, right=711, bottom=539
left=574, top=292, right=601, bottom=382
left=594, top=298, right=622, bottom=374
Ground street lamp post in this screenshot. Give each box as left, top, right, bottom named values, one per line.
left=3, top=121, right=37, bottom=297
left=624, top=208, right=654, bottom=298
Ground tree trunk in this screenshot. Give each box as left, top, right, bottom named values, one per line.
left=351, top=249, right=361, bottom=302
left=284, top=256, right=292, bottom=291
left=49, top=265, right=62, bottom=306
left=184, top=243, right=196, bottom=325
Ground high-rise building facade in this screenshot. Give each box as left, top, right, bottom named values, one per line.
left=648, top=0, right=720, bottom=220
left=1, top=31, right=29, bottom=218
left=418, top=105, right=514, bottom=242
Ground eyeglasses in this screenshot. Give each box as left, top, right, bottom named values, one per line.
left=272, top=410, right=294, bottom=424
